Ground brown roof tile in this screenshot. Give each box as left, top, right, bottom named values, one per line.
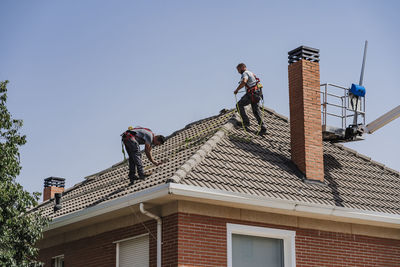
left=32, top=107, right=400, bottom=219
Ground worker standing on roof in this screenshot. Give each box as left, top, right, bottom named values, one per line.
left=121, top=127, right=166, bottom=184
left=234, top=63, right=266, bottom=135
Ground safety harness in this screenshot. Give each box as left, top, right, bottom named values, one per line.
left=121, top=127, right=155, bottom=160
left=122, top=127, right=155, bottom=143
left=121, top=131, right=135, bottom=141
left=245, top=73, right=263, bottom=104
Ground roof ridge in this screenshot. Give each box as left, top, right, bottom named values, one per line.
left=82, top=110, right=234, bottom=181
left=164, top=110, right=229, bottom=141
left=32, top=105, right=400, bottom=219
left=71, top=107, right=281, bottom=185
left=262, top=106, right=289, bottom=122
left=167, top=113, right=239, bottom=183
left=35, top=109, right=236, bottom=209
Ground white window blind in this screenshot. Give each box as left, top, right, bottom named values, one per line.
left=232, top=234, right=284, bottom=267
left=227, top=223, right=296, bottom=267
left=117, top=234, right=149, bottom=267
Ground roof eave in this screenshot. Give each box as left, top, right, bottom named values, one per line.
left=46, top=182, right=400, bottom=232
left=168, top=183, right=400, bottom=227
left=46, top=183, right=170, bottom=231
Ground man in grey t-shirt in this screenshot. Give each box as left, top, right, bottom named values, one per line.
left=234, top=63, right=266, bottom=135
left=122, top=127, right=166, bottom=184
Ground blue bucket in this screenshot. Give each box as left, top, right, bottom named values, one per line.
left=350, top=84, right=366, bottom=97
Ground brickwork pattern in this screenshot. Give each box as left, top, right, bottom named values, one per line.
left=43, top=186, right=65, bottom=202
left=288, top=59, right=324, bottom=182
left=176, top=213, right=400, bottom=267
left=38, top=214, right=179, bottom=267
left=39, top=213, right=400, bottom=267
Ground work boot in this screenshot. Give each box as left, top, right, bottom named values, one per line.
left=138, top=170, right=153, bottom=180
left=258, top=128, right=267, bottom=136
left=234, top=118, right=249, bottom=128
left=128, top=175, right=138, bottom=185
left=240, top=122, right=250, bottom=131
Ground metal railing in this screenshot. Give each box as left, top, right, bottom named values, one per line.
left=320, top=83, right=365, bottom=130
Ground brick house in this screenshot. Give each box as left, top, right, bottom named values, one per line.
left=33, top=47, right=400, bottom=267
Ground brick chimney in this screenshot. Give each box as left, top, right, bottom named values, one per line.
left=43, top=177, right=65, bottom=201
left=288, top=46, right=324, bottom=182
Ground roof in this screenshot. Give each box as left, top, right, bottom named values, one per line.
left=32, top=106, right=400, bottom=220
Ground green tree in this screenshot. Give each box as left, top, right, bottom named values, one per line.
left=0, top=80, right=49, bottom=266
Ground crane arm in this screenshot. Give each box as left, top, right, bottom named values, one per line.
left=365, top=105, right=400, bottom=134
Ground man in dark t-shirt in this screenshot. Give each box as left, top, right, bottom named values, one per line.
left=121, top=127, right=166, bottom=184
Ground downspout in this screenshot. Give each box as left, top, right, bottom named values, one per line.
left=139, top=203, right=161, bottom=267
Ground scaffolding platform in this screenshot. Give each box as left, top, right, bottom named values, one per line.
left=321, top=83, right=366, bottom=143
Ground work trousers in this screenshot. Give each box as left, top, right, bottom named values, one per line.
left=123, top=138, right=144, bottom=178
left=237, top=93, right=266, bottom=130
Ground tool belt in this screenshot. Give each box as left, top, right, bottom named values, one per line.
left=246, top=84, right=263, bottom=104
left=245, top=74, right=263, bottom=104
left=121, top=131, right=136, bottom=143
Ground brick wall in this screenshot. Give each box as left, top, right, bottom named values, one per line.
left=39, top=212, right=400, bottom=266
left=176, top=213, right=400, bottom=267
left=38, top=213, right=178, bottom=267
left=178, top=213, right=226, bottom=266
left=288, top=59, right=324, bottom=182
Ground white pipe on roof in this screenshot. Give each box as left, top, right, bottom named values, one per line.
left=139, top=203, right=161, bottom=267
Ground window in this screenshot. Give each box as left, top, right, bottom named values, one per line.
left=227, top=223, right=296, bottom=267
left=115, top=233, right=149, bottom=267
left=51, top=255, right=64, bottom=267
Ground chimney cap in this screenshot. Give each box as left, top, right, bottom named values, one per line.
left=44, top=177, right=65, bottom=188
left=288, top=46, right=320, bottom=64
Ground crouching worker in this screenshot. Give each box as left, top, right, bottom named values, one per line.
left=121, top=127, right=166, bottom=184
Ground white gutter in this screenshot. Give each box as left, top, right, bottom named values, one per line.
left=168, top=183, right=400, bottom=225
left=46, top=182, right=400, bottom=231
left=46, top=183, right=169, bottom=231
left=140, top=203, right=161, bottom=267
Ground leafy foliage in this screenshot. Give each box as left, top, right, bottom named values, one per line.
left=0, top=80, right=49, bottom=266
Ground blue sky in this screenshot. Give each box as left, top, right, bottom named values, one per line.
left=1, top=0, right=399, bottom=195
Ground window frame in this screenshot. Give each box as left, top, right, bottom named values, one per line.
left=51, top=254, right=64, bottom=267
left=114, top=233, right=149, bottom=267
left=226, top=223, right=296, bottom=267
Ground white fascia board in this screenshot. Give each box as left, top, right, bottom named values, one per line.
left=295, top=204, right=334, bottom=215
left=47, top=182, right=400, bottom=231
left=332, top=209, right=400, bottom=222
left=169, top=183, right=298, bottom=210
left=168, top=183, right=400, bottom=225
left=46, top=183, right=170, bottom=231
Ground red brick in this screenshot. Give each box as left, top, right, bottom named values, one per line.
left=288, top=59, right=324, bottom=182
left=39, top=213, right=400, bottom=266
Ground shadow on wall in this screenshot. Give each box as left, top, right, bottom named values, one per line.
left=323, top=153, right=344, bottom=207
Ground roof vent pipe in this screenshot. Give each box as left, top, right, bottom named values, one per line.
left=53, top=193, right=62, bottom=212
left=139, top=203, right=161, bottom=267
